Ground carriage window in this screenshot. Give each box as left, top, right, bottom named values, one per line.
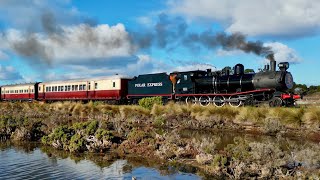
left=68, top=85, right=71, bottom=91
left=95, top=83, right=98, bottom=89
left=26, top=89, right=29, bottom=93
left=83, top=84, right=86, bottom=90
left=54, top=86, right=57, bottom=91
left=88, top=83, right=91, bottom=90
left=72, top=85, right=75, bottom=91
left=49, top=87, right=52, bottom=92
left=75, top=85, right=78, bottom=91
left=113, top=82, right=115, bottom=88
left=31, top=89, right=34, bottom=93
left=184, top=75, right=188, bottom=81
left=79, top=85, right=83, bottom=91
left=60, top=86, right=63, bottom=91
left=39, top=87, right=41, bottom=91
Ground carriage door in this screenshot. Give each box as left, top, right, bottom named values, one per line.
left=88, top=81, right=95, bottom=99
left=1, top=87, right=3, bottom=100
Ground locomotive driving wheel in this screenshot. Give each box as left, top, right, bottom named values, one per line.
left=213, top=96, right=225, bottom=107
left=269, top=97, right=283, bottom=107
left=185, top=96, right=197, bottom=105
left=228, top=95, right=242, bottom=107
left=199, top=96, right=210, bottom=106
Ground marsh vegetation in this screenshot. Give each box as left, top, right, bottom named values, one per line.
left=0, top=101, right=320, bottom=178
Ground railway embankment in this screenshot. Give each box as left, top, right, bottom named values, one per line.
left=1, top=102, right=320, bottom=178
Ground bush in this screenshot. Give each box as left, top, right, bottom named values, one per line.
left=138, top=97, right=163, bottom=110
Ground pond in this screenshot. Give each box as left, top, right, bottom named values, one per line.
left=0, top=142, right=200, bottom=180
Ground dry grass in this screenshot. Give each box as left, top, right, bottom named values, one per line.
left=1, top=101, right=320, bottom=134
left=302, top=108, right=320, bottom=129
left=235, top=107, right=268, bottom=124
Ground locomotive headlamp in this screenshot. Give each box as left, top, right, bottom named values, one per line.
left=278, top=62, right=289, bottom=71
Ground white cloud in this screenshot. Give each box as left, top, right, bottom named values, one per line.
left=215, top=49, right=243, bottom=57
left=173, top=63, right=216, bottom=72
left=0, top=23, right=135, bottom=65
left=0, top=0, right=80, bottom=30
left=168, top=0, right=320, bottom=37
left=136, top=16, right=153, bottom=27
left=0, top=65, right=23, bottom=81
left=0, top=51, right=9, bottom=60
left=40, top=54, right=167, bottom=81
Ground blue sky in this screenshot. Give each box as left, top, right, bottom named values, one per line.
left=0, top=0, right=319, bottom=85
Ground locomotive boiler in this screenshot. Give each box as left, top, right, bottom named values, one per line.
left=194, top=58, right=293, bottom=94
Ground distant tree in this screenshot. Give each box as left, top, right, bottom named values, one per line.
left=244, top=69, right=255, bottom=74
left=290, top=83, right=320, bottom=95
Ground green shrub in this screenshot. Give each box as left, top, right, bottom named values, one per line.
left=138, top=97, right=163, bottom=110
left=95, top=129, right=113, bottom=140
left=72, top=120, right=99, bottom=135
left=69, top=134, right=85, bottom=152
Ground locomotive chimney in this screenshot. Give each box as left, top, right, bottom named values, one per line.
left=266, top=54, right=276, bottom=72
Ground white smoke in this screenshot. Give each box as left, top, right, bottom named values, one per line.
left=264, top=42, right=301, bottom=63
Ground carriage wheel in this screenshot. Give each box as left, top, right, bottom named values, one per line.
left=185, top=96, right=197, bottom=105
left=199, top=96, right=210, bottom=107
left=213, top=96, right=225, bottom=107
left=228, top=95, right=242, bottom=107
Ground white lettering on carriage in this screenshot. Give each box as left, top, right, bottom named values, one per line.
left=135, top=83, right=146, bottom=87
left=135, top=82, right=163, bottom=87
left=147, top=82, right=163, bottom=87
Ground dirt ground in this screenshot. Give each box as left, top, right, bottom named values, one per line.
left=296, top=92, right=320, bottom=106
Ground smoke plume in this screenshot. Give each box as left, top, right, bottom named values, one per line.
left=132, top=14, right=273, bottom=57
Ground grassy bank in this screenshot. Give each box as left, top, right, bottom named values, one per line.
left=0, top=102, right=320, bottom=178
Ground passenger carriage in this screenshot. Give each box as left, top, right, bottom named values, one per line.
left=38, top=76, right=129, bottom=103
left=0, top=83, right=39, bottom=101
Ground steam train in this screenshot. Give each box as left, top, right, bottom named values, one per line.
left=0, top=58, right=300, bottom=107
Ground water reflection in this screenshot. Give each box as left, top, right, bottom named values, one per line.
left=0, top=142, right=200, bottom=180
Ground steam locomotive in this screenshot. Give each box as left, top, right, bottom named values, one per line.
left=128, top=55, right=300, bottom=107
left=0, top=56, right=300, bottom=107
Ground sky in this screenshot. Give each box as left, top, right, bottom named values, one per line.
left=0, top=0, right=319, bottom=85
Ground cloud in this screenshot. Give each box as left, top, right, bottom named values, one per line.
left=0, top=0, right=82, bottom=30
left=215, top=49, right=243, bottom=57
left=0, top=51, right=9, bottom=60
left=40, top=54, right=167, bottom=81
left=168, top=0, right=320, bottom=37
left=173, top=63, right=216, bottom=72
left=0, top=65, right=23, bottom=81
left=0, top=23, right=135, bottom=65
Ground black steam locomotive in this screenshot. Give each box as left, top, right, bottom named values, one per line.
left=128, top=56, right=300, bottom=107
